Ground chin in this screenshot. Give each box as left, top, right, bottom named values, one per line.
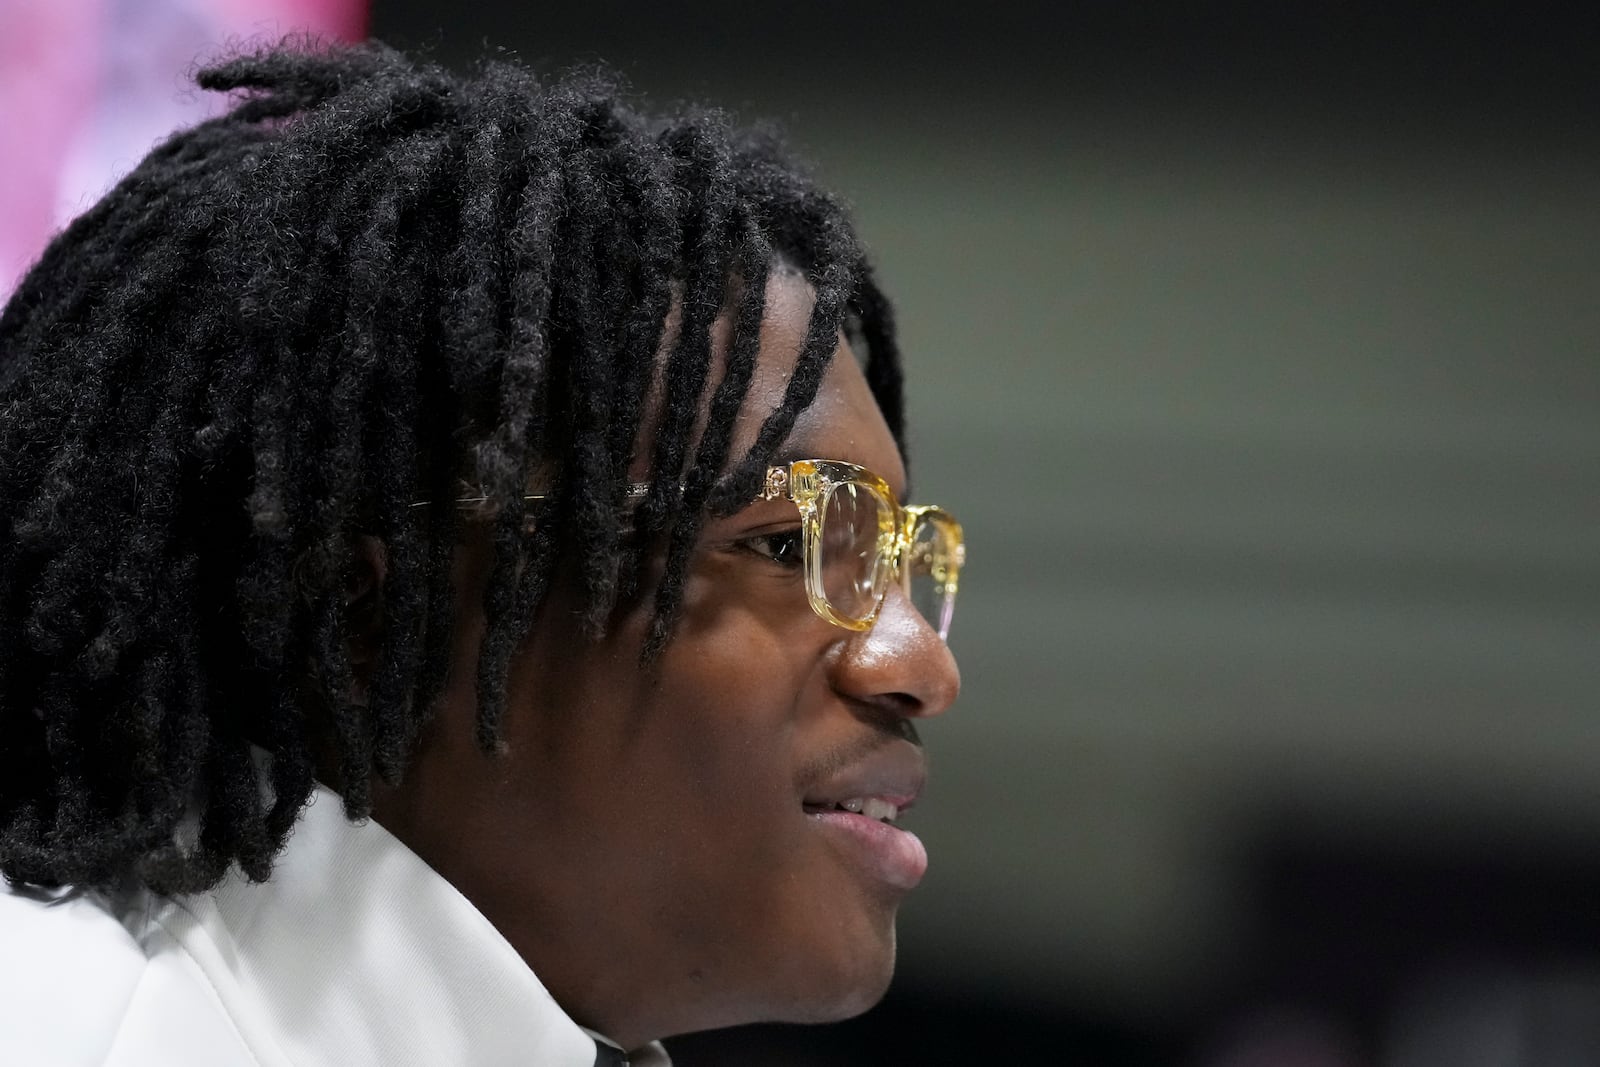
left=779, top=922, right=899, bottom=1025
left=816, top=967, right=895, bottom=1023
left=659, top=912, right=901, bottom=1039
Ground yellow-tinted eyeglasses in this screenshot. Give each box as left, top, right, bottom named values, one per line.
left=415, top=458, right=965, bottom=639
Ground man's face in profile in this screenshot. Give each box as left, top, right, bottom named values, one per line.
left=371, top=274, right=961, bottom=1047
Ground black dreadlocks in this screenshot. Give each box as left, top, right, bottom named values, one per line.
left=0, top=42, right=905, bottom=896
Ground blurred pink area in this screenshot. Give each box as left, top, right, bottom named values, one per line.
left=0, top=0, right=367, bottom=300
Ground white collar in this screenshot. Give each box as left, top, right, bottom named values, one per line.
left=177, top=782, right=669, bottom=1066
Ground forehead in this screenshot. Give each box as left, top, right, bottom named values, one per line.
left=733, top=273, right=908, bottom=497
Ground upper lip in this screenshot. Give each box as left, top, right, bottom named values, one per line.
left=801, top=740, right=926, bottom=813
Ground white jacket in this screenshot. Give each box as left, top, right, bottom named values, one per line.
left=0, top=784, right=669, bottom=1066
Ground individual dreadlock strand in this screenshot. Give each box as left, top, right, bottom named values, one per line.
left=202, top=719, right=270, bottom=883
left=439, top=117, right=512, bottom=392
left=551, top=152, right=621, bottom=633
left=178, top=728, right=246, bottom=894
left=308, top=581, right=373, bottom=818
left=361, top=246, right=451, bottom=784
left=560, top=96, right=684, bottom=632
left=850, top=263, right=908, bottom=453
left=471, top=134, right=568, bottom=751
left=32, top=661, right=94, bottom=876
left=602, top=192, right=681, bottom=610
left=590, top=102, right=711, bottom=621
left=263, top=688, right=315, bottom=846
left=634, top=116, right=740, bottom=542
left=195, top=39, right=406, bottom=116
left=715, top=260, right=855, bottom=509
left=473, top=82, right=590, bottom=509
left=470, top=91, right=611, bottom=681
left=124, top=649, right=191, bottom=852
left=98, top=554, right=209, bottom=894
left=645, top=224, right=774, bottom=655
left=601, top=126, right=679, bottom=490
left=365, top=521, right=430, bottom=785
left=395, top=508, right=463, bottom=768
left=234, top=374, right=303, bottom=665
left=715, top=184, right=863, bottom=506
left=475, top=514, right=561, bottom=753
left=251, top=524, right=324, bottom=856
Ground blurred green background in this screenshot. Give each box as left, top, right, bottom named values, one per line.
left=372, top=5, right=1599, bottom=1061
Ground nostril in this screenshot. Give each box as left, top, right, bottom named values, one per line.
left=847, top=700, right=923, bottom=740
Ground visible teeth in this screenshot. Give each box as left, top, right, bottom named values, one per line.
left=834, top=797, right=900, bottom=823
left=862, top=798, right=899, bottom=822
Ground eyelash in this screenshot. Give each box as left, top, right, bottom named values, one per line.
left=736, top=528, right=805, bottom=569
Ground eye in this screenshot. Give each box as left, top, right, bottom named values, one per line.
left=738, top=528, right=805, bottom=569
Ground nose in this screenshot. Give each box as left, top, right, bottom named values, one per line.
left=829, top=584, right=960, bottom=719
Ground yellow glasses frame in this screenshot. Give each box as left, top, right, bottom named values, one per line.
left=758, top=459, right=964, bottom=636
left=414, top=458, right=965, bottom=636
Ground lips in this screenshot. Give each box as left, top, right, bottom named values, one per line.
left=800, top=738, right=925, bottom=814
left=801, top=740, right=928, bottom=891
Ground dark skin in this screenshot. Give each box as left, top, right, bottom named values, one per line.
left=357, top=274, right=960, bottom=1050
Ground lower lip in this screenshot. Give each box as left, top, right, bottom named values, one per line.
left=808, top=811, right=928, bottom=891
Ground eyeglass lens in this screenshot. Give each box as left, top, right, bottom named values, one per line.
left=818, top=482, right=957, bottom=639
left=905, top=517, right=957, bottom=640
left=818, top=481, right=894, bottom=623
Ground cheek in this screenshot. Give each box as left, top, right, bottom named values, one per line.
left=631, top=618, right=808, bottom=838
left=598, top=579, right=825, bottom=886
